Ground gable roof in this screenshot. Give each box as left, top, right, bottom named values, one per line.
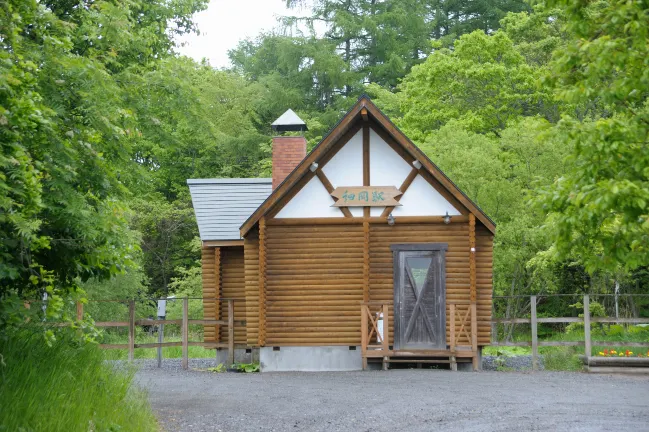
left=239, top=95, right=495, bottom=236
left=188, top=178, right=272, bottom=241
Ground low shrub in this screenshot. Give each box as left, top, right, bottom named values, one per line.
left=0, top=328, right=158, bottom=432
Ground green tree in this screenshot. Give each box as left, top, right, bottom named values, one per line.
left=540, top=0, right=649, bottom=272
left=398, top=30, right=556, bottom=139
left=0, top=0, right=206, bottom=328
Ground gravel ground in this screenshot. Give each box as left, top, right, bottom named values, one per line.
left=134, top=359, right=649, bottom=432
left=483, top=355, right=544, bottom=371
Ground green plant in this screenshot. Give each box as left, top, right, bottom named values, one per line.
left=0, top=328, right=157, bottom=431
left=207, top=363, right=227, bottom=373
left=233, top=362, right=260, bottom=373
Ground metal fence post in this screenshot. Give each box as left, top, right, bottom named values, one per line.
left=128, top=300, right=135, bottom=362
left=182, top=297, right=189, bottom=370
left=531, top=295, right=538, bottom=371
left=584, top=294, right=591, bottom=359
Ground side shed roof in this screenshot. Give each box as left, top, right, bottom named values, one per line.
left=187, top=178, right=272, bottom=241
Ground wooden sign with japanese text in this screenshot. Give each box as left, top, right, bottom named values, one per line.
left=331, top=186, right=402, bottom=207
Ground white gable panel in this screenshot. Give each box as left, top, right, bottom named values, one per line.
left=392, top=175, right=461, bottom=217
left=275, top=176, right=344, bottom=218
left=369, top=129, right=412, bottom=188
left=370, top=207, right=385, bottom=217
left=321, top=130, right=363, bottom=188
left=349, top=206, right=364, bottom=217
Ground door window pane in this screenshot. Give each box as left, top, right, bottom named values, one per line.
left=406, top=257, right=432, bottom=295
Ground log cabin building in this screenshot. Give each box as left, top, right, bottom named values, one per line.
left=188, top=96, right=495, bottom=371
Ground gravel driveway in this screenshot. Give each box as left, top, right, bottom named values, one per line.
left=135, top=360, right=649, bottom=432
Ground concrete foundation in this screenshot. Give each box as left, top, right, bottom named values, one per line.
left=260, top=346, right=362, bottom=372
left=216, top=348, right=259, bottom=365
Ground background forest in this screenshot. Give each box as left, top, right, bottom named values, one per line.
left=1, top=0, right=648, bottom=329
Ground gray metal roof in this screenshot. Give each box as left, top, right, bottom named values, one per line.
left=271, top=109, right=307, bottom=132
left=187, top=178, right=272, bottom=241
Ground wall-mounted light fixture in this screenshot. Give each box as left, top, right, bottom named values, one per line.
left=309, top=162, right=319, bottom=172
left=443, top=211, right=452, bottom=225
left=412, top=160, right=422, bottom=169
left=387, top=213, right=395, bottom=226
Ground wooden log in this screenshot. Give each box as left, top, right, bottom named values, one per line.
left=585, top=357, right=649, bottom=367
left=228, top=299, right=235, bottom=366
left=588, top=366, right=649, bottom=374
left=259, top=217, right=267, bottom=346
left=266, top=216, right=470, bottom=225
left=471, top=302, right=478, bottom=371
left=361, top=306, right=368, bottom=370
left=76, top=301, right=84, bottom=321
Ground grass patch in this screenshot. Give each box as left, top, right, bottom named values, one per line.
left=0, top=328, right=158, bottom=432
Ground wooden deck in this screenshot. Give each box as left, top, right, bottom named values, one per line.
left=361, top=301, right=479, bottom=371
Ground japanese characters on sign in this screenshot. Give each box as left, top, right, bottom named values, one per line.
left=330, top=186, right=402, bottom=207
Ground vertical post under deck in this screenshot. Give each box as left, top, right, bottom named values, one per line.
left=450, top=303, right=457, bottom=371
left=471, top=302, right=478, bottom=371
left=382, top=304, right=389, bottom=371
left=361, top=305, right=368, bottom=371
left=228, top=299, right=235, bottom=366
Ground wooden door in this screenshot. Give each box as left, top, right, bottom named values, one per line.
left=392, top=244, right=446, bottom=350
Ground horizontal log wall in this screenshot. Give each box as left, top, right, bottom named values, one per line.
left=264, top=224, right=365, bottom=346
left=244, top=229, right=260, bottom=346
left=475, top=225, right=494, bottom=344
left=201, top=246, right=218, bottom=343
left=219, top=246, right=247, bottom=345
left=369, top=223, right=492, bottom=346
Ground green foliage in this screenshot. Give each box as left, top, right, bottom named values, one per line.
left=540, top=0, right=649, bottom=272
left=207, top=363, right=227, bottom=373
left=0, top=0, right=209, bottom=328
left=399, top=30, right=555, bottom=138
left=232, top=362, right=260, bottom=373
left=0, top=329, right=157, bottom=431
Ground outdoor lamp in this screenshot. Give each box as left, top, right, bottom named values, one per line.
left=309, top=162, right=319, bottom=172
left=443, top=211, right=452, bottom=225
left=387, top=213, right=395, bottom=226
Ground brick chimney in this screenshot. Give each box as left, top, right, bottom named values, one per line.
left=272, top=136, right=307, bottom=189
left=271, top=109, right=308, bottom=190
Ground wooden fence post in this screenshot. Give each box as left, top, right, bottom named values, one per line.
left=76, top=301, right=84, bottom=321
left=128, top=300, right=135, bottom=362
left=584, top=294, right=591, bottom=360
left=531, top=295, right=538, bottom=371
left=228, top=299, right=234, bottom=366
left=182, top=297, right=189, bottom=370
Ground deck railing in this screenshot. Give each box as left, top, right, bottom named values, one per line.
left=360, top=300, right=479, bottom=370
left=449, top=301, right=479, bottom=371
left=360, top=301, right=391, bottom=369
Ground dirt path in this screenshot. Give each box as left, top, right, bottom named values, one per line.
left=136, top=364, right=649, bottom=432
